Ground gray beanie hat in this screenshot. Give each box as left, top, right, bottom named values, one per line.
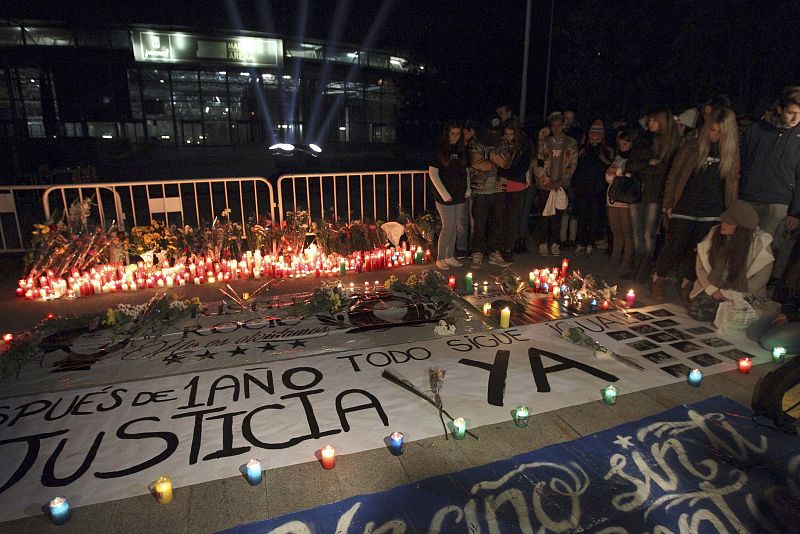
left=720, top=201, right=759, bottom=230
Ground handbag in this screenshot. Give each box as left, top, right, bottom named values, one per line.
left=608, top=174, right=642, bottom=204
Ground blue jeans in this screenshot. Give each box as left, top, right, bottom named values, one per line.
left=435, top=201, right=465, bottom=260
left=747, top=312, right=800, bottom=354
left=630, top=202, right=661, bottom=257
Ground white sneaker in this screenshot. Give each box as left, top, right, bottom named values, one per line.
left=550, top=243, right=560, bottom=255
left=436, top=260, right=450, bottom=270
left=445, top=257, right=463, bottom=267
left=488, top=251, right=511, bottom=267
left=470, top=252, right=483, bottom=269
left=538, top=243, right=549, bottom=255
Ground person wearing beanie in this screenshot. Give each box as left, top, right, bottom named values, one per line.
left=651, top=107, right=741, bottom=304
left=571, top=119, right=613, bottom=256
left=686, top=201, right=774, bottom=321
left=675, top=108, right=699, bottom=147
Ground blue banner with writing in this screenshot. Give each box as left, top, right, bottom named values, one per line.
left=222, top=396, right=799, bottom=533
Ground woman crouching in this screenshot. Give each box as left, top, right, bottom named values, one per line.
left=687, top=201, right=774, bottom=321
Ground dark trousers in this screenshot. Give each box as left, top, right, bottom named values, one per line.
left=535, top=190, right=562, bottom=245
left=470, top=193, right=506, bottom=254
left=504, top=189, right=526, bottom=252
left=655, top=218, right=716, bottom=281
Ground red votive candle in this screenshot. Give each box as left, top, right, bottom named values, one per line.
left=737, top=357, right=752, bottom=374
left=320, top=445, right=335, bottom=469
left=625, top=289, right=636, bottom=308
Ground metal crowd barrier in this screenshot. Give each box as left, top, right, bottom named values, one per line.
left=0, top=171, right=433, bottom=253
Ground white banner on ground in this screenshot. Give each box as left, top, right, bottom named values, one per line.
left=0, top=305, right=769, bottom=521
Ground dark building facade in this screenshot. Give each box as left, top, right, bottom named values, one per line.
left=0, top=21, right=425, bottom=180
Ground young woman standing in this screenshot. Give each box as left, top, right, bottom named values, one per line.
left=429, top=122, right=469, bottom=270
left=652, top=107, right=740, bottom=302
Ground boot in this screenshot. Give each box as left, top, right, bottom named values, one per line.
left=651, top=275, right=666, bottom=304
left=620, top=255, right=641, bottom=280
left=635, top=256, right=653, bottom=284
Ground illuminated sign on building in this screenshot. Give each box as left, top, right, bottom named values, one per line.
left=132, top=31, right=282, bottom=67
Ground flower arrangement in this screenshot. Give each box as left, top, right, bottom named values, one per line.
left=129, top=219, right=178, bottom=261
left=280, top=211, right=310, bottom=257
left=288, top=281, right=348, bottom=317
left=493, top=268, right=530, bottom=305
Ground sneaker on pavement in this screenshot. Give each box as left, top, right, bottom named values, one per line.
left=454, top=249, right=468, bottom=259
left=435, top=260, right=450, bottom=270
left=595, top=238, right=609, bottom=250
left=470, top=252, right=483, bottom=269
left=538, top=243, right=549, bottom=255
left=550, top=243, right=560, bottom=255
left=575, top=245, right=586, bottom=256
left=488, top=251, right=511, bottom=267
left=445, top=257, right=463, bottom=267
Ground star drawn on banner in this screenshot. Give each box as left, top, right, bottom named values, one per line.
left=228, top=346, right=247, bottom=357
left=196, top=350, right=216, bottom=360
left=290, top=339, right=307, bottom=348
left=164, top=354, right=186, bottom=365
left=260, top=342, right=278, bottom=352
left=613, top=435, right=634, bottom=450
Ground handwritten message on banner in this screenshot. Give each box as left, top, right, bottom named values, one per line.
left=222, top=397, right=800, bottom=533
left=0, top=306, right=769, bottom=521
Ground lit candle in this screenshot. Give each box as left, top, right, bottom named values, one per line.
left=389, top=431, right=404, bottom=453
left=473, top=283, right=479, bottom=296
left=242, top=292, right=250, bottom=301
left=529, top=271, right=536, bottom=288
left=772, top=347, right=786, bottom=363
left=339, top=259, right=346, bottom=277
left=154, top=475, right=173, bottom=504
left=48, top=496, right=70, bottom=524
left=320, top=445, right=336, bottom=469
left=208, top=275, right=216, bottom=284
left=688, top=368, right=703, bottom=387
left=590, top=298, right=598, bottom=310
left=483, top=303, right=492, bottom=316
left=452, top=417, right=466, bottom=440
left=602, top=385, right=618, bottom=405
left=625, top=289, right=636, bottom=308
left=245, top=459, right=262, bottom=485
left=464, top=272, right=473, bottom=292
left=552, top=285, right=560, bottom=298
left=448, top=276, right=456, bottom=289
left=2, top=333, right=12, bottom=344
left=482, top=281, right=489, bottom=294
left=514, top=405, right=529, bottom=428
left=561, top=258, right=569, bottom=276
left=737, top=357, right=752, bottom=374
left=500, top=307, right=511, bottom=328
left=601, top=300, right=610, bottom=310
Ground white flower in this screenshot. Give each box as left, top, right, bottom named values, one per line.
left=433, top=319, right=456, bottom=336
left=221, top=208, right=232, bottom=218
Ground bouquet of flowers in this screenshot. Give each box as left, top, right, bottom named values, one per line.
left=129, top=219, right=178, bottom=262
left=280, top=210, right=309, bottom=257
left=493, top=268, right=530, bottom=305
left=287, top=281, right=349, bottom=317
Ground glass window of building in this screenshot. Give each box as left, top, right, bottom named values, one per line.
left=139, top=68, right=175, bottom=142
left=23, top=27, right=75, bottom=47
left=0, top=26, right=22, bottom=46
left=200, top=70, right=229, bottom=145
left=389, top=56, right=410, bottom=72
left=327, top=48, right=360, bottom=65
left=285, top=42, right=323, bottom=60
left=368, top=53, right=389, bottom=69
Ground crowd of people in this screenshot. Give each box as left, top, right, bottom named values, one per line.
left=428, top=85, right=800, bottom=353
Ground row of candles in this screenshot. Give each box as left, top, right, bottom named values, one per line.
left=17, top=244, right=432, bottom=301
left=45, top=405, right=531, bottom=523
left=43, top=346, right=787, bottom=523
left=599, top=352, right=784, bottom=406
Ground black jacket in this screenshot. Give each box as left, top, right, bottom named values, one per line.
left=739, top=114, right=800, bottom=215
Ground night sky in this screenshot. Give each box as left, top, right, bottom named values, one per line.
left=6, top=0, right=800, bottom=129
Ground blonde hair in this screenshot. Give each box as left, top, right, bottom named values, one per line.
left=648, top=108, right=679, bottom=161
left=695, top=107, right=739, bottom=182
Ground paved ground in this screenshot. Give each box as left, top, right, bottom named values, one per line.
left=0, top=246, right=779, bottom=533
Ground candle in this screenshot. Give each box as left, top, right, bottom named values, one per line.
left=473, top=283, right=479, bottom=296
left=414, top=247, right=423, bottom=264
left=452, top=417, right=466, bottom=440
left=500, top=307, right=511, bottom=328
left=601, top=300, right=610, bottom=310
left=688, top=368, right=703, bottom=387
left=602, top=385, right=618, bottom=405
left=464, top=272, right=473, bottom=292
left=737, top=357, right=752, bottom=374
left=242, top=292, right=250, bottom=301
left=542, top=282, right=549, bottom=293
left=389, top=431, right=404, bottom=453
left=625, top=289, right=636, bottom=308
left=590, top=298, right=598, bottom=310
left=2, top=333, right=12, bottom=343
left=482, top=281, right=489, bottom=294
left=48, top=496, right=70, bottom=524
left=154, top=475, right=173, bottom=504
left=339, top=259, right=346, bottom=277
left=483, top=303, right=492, bottom=316
left=514, top=405, right=529, bottom=428
left=245, top=459, right=263, bottom=485
left=562, top=258, right=569, bottom=276
left=528, top=271, right=536, bottom=288
left=772, top=347, right=786, bottom=363
left=552, top=285, right=560, bottom=298
left=448, top=276, right=456, bottom=289
left=320, top=445, right=336, bottom=469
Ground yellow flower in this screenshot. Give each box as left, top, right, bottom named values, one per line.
left=104, top=308, right=116, bottom=326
